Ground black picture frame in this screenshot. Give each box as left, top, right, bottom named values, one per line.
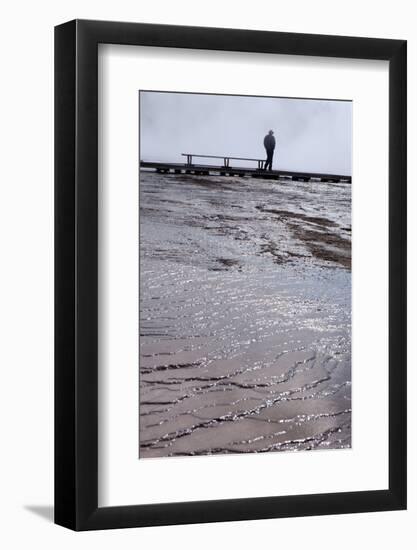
left=55, top=19, right=407, bottom=531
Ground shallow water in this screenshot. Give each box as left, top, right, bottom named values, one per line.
left=139, top=170, right=351, bottom=458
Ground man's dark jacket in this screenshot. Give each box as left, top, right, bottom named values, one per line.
left=264, top=134, right=276, bottom=151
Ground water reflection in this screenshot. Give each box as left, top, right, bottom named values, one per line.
left=139, top=171, right=351, bottom=457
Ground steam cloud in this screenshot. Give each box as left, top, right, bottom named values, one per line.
left=140, top=91, right=352, bottom=176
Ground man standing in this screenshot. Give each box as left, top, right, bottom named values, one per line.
left=263, top=130, right=276, bottom=171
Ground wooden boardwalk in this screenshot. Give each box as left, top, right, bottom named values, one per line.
left=140, top=160, right=351, bottom=183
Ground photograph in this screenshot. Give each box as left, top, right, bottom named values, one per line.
left=0, top=1, right=409, bottom=542
left=138, top=91, right=352, bottom=458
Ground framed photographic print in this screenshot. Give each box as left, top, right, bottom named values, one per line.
left=55, top=19, right=407, bottom=530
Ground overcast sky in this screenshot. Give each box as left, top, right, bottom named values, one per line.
left=140, top=91, right=352, bottom=175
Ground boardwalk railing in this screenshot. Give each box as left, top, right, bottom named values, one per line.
left=182, top=153, right=265, bottom=170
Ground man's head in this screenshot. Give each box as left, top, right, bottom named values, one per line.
left=268, top=130, right=274, bottom=135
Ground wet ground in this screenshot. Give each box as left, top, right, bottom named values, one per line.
left=139, top=170, right=351, bottom=458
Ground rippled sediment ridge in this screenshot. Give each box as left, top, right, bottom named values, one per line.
left=139, top=170, right=351, bottom=458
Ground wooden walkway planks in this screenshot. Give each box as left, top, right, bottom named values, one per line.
left=139, top=161, right=351, bottom=183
